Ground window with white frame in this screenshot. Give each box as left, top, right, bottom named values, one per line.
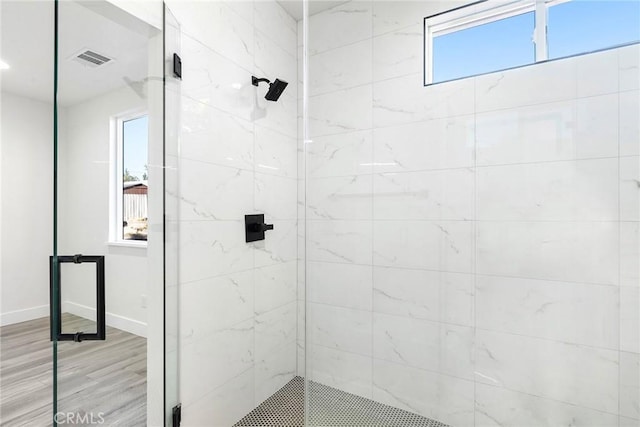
left=111, top=112, right=149, bottom=244
left=424, top=0, right=640, bottom=85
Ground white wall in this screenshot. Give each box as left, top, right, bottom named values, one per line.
left=0, top=86, right=151, bottom=337
left=305, top=1, right=640, bottom=425
left=0, top=92, right=54, bottom=325
left=59, top=85, right=148, bottom=336
left=164, top=1, right=299, bottom=425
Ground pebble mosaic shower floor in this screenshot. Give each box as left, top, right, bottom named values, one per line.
left=233, top=376, right=449, bottom=427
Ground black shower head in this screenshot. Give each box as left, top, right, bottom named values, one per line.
left=265, top=79, right=288, bottom=101
left=252, top=75, right=288, bottom=102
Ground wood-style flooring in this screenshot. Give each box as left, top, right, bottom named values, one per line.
left=0, top=314, right=146, bottom=426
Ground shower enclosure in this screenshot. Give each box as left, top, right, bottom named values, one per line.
left=167, top=0, right=639, bottom=426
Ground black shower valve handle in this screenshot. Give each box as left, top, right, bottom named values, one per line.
left=249, top=222, right=274, bottom=232
left=245, top=214, right=273, bottom=242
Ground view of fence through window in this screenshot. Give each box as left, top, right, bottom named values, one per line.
left=122, top=115, right=148, bottom=241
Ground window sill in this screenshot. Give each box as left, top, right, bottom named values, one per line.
left=107, top=241, right=148, bottom=249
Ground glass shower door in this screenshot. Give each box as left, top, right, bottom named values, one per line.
left=52, top=0, right=163, bottom=424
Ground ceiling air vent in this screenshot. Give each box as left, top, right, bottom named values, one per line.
left=72, top=49, right=113, bottom=68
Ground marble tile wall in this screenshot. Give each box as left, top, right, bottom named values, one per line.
left=305, top=1, right=639, bottom=425
left=165, top=1, right=299, bottom=425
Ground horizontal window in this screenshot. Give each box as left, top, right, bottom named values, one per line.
left=425, top=0, right=640, bottom=85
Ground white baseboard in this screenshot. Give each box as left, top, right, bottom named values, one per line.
left=1, top=303, right=147, bottom=338
left=62, top=301, right=147, bottom=338
left=0, top=305, right=49, bottom=326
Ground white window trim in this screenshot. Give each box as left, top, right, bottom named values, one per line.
left=424, top=0, right=570, bottom=85
left=109, top=109, right=148, bottom=248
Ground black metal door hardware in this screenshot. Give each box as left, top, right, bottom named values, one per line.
left=49, top=254, right=106, bottom=342
left=173, top=53, right=182, bottom=79
left=172, top=404, right=182, bottom=427
left=245, top=214, right=274, bottom=242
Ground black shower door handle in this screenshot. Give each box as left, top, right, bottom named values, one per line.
left=49, top=255, right=106, bottom=342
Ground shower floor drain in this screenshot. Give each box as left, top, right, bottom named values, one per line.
left=233, top=376, right=449, bottom=427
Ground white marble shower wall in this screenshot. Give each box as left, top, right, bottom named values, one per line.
left=305, top=1, right=639, bottom=425
left=164, top=1, right=299, bottom=425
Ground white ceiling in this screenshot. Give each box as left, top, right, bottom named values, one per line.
left=277, top=0, right=349, bottom=21
left=0, top=0, right=156, bottom=106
